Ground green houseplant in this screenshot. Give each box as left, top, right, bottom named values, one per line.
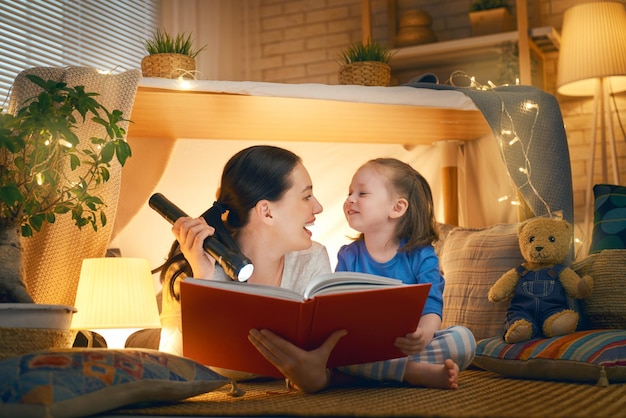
left=337, top=40, right=394, bottom=86
left=141, top=29, right=207, bottom=79
left=0, top=74, right=131, bottom=303
left=469, top=0, right=511, bottom=12
left=469, top=0, right=515, bottom=36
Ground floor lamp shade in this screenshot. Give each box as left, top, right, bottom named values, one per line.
left=557, top=1, right=626, bottom=96
left=556, top=1, right=626, bottom=255
left=72, top=257, right=161, bottom=348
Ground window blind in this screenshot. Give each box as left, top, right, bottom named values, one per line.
left=0, top=0, right=160, bottom=106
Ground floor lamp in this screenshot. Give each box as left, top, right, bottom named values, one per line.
left=556, top=1, right=626, bottom=253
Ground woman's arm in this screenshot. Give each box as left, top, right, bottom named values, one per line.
left=172, top=216, right=216, bottom=279
left=247, top=328, right=347, bottom=393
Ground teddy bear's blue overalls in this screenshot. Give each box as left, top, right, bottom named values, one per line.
left=505, top=264, right=568, bottom=339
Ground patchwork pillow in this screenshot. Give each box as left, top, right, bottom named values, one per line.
left=439, top=223, right=524, bottom=340
left=574, top=249, right=626, bottom=329
left=589, top=184, right=626, bottom=254
left=0, top=348, right=229, bottom=418
left=474, top=330, right=626, bottom=385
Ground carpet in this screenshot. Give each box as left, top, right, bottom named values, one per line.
left=113, top=369, right=626, bottom=417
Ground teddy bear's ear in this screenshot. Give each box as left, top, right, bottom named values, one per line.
left=517, top=219, right=530, bottom=235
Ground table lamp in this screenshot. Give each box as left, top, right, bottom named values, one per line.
left=556, top=1, right=626, bottom=249
left=72, top=257, right=161, bottom=348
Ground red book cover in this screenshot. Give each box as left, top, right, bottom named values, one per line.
left=180, top=273, right=431, bottom=378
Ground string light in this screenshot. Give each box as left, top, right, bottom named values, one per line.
left=445, top=70, right=554, bottom=218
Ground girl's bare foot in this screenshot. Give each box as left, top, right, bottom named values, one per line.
left=403, top=358, right=459, bottom=389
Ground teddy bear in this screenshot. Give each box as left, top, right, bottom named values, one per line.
left=488, top=217, right=593, bottom=343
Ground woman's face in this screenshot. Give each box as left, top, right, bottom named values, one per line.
left=269, top=162, right=323, bottom=251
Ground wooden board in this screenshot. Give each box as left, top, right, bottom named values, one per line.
left=127, top=87, right=491, bottom=145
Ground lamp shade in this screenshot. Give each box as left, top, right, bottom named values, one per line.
left=557, top=1, right=626, bottom=96
left=72, top=258, right=160, bottom=348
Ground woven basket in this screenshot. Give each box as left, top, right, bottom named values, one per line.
left=338, top=61, right=391, bottom=86
left=141, top=53, right=196, bottom=79
left=0, top=327, right=77, bottom=361
left=575, top=249, right=626, bottom=329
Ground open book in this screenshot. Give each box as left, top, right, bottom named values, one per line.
left=180, top=272, right=431, bottom=378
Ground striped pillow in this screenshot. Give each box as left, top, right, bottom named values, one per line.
left=439, top=223, right=524, bottom=340
left=474, top=330, right=626, bottom=385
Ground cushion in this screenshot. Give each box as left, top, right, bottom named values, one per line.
left=0, top=348, right=229, bottom=418
left=574, top=249, right=626, bottom=329
left=474, top=330, right=626, bottom=385
left=589, top=184, right=626, bottom=254
left=439, top=223, right=524, bottom=340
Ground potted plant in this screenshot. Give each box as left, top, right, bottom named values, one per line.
left=0, top=74, right=132, bottom=304
left=141, top=29, right=207, bottom=79
left=469, top=0, right=515, bottom=36
left=337, top=40, right=394, bottom=86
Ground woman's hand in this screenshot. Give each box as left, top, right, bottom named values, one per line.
left=248, top=328, right=347, bottom=393
left=172, top=216, right=216, bottom=279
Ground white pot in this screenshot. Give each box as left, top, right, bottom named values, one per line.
left=0, top=303, right=76, bottom=330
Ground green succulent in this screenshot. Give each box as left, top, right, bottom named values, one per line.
left=338, top=40, right=394, bottom=65
left=144, top=29, right=207, bottom=58
left=470, top=0, right=511, bottom=12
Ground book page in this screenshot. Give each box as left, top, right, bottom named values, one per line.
left=183, top=277, right=305, bottom=301
left=303, top=271, right=405, bottom=299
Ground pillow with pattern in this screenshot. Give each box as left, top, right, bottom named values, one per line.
left=439, top=222, right=524, bottom=340
left=474, top=330, right=626, bottom=385
left=589, top=184, right=626, bottom=254
left=0, top=348, right=229, bottom=418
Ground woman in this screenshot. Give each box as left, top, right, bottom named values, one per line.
left=157, top=145, right=344, bottom=392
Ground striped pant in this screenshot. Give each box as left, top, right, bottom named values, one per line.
left=336, top=325, right=476, bottom=382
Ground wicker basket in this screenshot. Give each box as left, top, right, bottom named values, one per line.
left=0, top=327, right=77, bottom=361
left=338, top=61, right=391, bottom=86
left=141, top=53, right=196, bottom=79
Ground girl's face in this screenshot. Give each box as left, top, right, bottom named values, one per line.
left=344, top=164, right=396, bottom=234
left=269, top=162, right=323, bottom=251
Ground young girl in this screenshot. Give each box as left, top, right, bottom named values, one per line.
left=336, top=158, right=476, bottom=389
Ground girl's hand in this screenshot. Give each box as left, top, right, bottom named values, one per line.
left=248, top=328, right=347, bottom=393
left=172, top=216, right=216, bottom=279
left=395, top=326, right=428, bottom=355
left=394, top=313, right=440, bottom=356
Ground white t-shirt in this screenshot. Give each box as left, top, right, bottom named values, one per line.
left=158, top=241, right=331, bottom=357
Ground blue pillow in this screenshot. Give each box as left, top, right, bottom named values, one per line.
left=0, top=348, right=229, bottom=418
left=589, top=184, right=626, bottom=254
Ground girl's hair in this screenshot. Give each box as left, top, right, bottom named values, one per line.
left=363, top=158, right=438, bottom=251
left=154, top=145, right=302, bottom=299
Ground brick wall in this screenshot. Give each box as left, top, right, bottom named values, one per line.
left=245, top=0, right=626, bottom=234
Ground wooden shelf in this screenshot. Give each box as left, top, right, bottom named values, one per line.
left=127, top=87, right=491, bottom=145
left=390, top=26, right=560, bottom=71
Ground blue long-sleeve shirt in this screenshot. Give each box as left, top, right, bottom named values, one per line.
left=335, top=239, right=444, bottom=317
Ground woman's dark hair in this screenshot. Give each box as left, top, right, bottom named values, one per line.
left=153, top=145, right=302, bottom=299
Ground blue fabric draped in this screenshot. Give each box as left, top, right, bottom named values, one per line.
left=406, top=82, right=574, bottom=225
